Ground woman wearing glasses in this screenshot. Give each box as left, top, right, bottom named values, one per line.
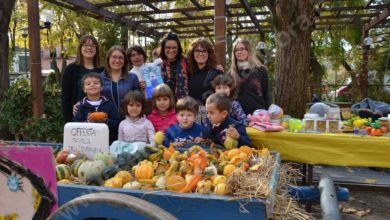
left=100, top=45, right=140, bottom=115
left=159, top=32, right=189, bottom=99
left=61, top=35, right=104, bottom=123
left=230, top=39, right=271, bottom=115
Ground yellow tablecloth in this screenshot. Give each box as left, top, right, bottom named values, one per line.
left=247, top=127, right=390, bottom=168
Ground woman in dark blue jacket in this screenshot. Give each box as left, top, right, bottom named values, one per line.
left=99, top=45, right=140, bottom=116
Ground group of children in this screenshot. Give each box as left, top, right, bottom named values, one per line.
left=73, top=72, right=253, bottom=148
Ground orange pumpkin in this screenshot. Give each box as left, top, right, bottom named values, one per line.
left=114, top=171, right=133, bottom=184
left=88, top=112, right=108, bottom=122
left=166, top=175, right=186, bottom=191
left=135, top=160, right=154, bottom=179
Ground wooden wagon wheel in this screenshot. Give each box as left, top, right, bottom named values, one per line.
left=48, top=192, right=177, bottom=220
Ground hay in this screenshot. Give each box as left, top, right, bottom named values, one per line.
left=226, top=154, right=314, bottom=220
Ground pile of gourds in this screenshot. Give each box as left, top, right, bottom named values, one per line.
left=55, top=144, right=270, bottom=196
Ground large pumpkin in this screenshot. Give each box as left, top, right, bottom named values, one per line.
left=166, top=175, right=186, bottom=192
left=135, top=160, right=154, bottom=180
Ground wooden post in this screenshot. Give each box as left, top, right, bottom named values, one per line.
left=214, top=0, right=226, bottom=68
left=27, top=0, right=44, bottom=117
left=361, top=30, right=369, bottom=98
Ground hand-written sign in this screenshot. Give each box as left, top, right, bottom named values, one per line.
left=63, top=122, right=109, bottom=159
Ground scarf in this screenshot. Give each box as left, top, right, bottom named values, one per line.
left=162, top=58, right=188, bottom=99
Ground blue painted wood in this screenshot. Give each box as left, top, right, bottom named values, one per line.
left=288, top=186, right=349, bottom=203
left=58, top=184, right=266, bottom=219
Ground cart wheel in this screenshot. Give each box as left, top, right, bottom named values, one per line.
left=48, top=192, right=177, bottom=220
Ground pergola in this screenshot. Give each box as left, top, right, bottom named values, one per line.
left=26, top=0, right=390, bottom=116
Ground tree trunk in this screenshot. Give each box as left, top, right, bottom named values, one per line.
left=309, top=48, right=324, bottom=98
left=265, top=0, right=316, bottom=118
left=0, top=0, right=16, bottom=100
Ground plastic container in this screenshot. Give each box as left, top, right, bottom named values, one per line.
left=327, top=120, right=341, bottom=133
left=303, top=119, right=316, bottom=132
left=316, top=119, right=327, bottom=132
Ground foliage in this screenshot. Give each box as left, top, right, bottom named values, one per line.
left=0, top=75, right=63, bottom=142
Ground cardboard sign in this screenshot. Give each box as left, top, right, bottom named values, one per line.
left=63, top=122, right=109, bottom=159
left=0, top=145, right=57, bottom=219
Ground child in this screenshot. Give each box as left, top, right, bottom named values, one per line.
left=163, top=96, right=208, bottom=147
left=147, top=84, right=177, bottom=132
left=212, top=74, right=248, bottom=126
left=73, top=72, right=121, bottom=144
left=118, top=90, right=155, bottom=145
left=205, top=93, right=252, bottom=147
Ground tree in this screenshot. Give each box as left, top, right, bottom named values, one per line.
left=0, top=0, right=16, bottom=100
left=265, top=0, right=317, bottom=118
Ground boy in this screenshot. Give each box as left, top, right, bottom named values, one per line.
left=163, top=96, right=208, bottom=147
left=205, top=93, right=252, bottom=147
left=73, top=72, right=121, bottom=144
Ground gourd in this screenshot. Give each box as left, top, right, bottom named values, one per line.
left=102, top=164, right=120, bottom=180
left=56, top=164, right=71, bottom=181
left=166, top=175, right=186, bottom=192
left=58, top=179, right=73, bottom=184
left=114, top=170, right=133, bottom=184
left=56, top=150, right=70, bottom=164
left=94, top=153, right=115, bottom=166
left=65, top=152, right=86, bottom=166
left=197, top=180, right=212, bottom=194
left=214, top=183, right=227, bottom=195
left=78, top=160, right=106, bottom=185
left=213, top=175, right=227, bottom=186
left=224, top=136, right=238, bottom=150
left=223, top=164, right=236, bottom=176
left=104, top=177, right=123, bottom=188
left=71, top=159, right=85, bottom=177
left=134, top=160, right=154, bottom=180
left=123, top=181, right=142, bottom=190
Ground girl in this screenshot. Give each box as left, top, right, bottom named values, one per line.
left=159, top=32, right=189, bottom=99
left=230, top=39, right=270, bottom=115
left=147, top=84, right=177, bottom=132
left=212, top=74, right=248, bottom=126
left=61, top=35, right=104, bottom=123
left=118, top=90, right=155, bottom=144
left=126, top=45, right=147, bottom=90
left=100, top=45, right=140, bottom=115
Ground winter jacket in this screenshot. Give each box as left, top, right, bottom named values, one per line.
left=73, top=96, right=121, bottom=144
left=147, top=109, right=177, bottom=132
left=118, top=116, right=155, bottom=144
left=163, top=123, right=207, bottom=147
left=188, top=68, right=221, bottom=104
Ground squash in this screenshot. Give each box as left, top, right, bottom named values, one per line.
left=65, top=152, right=86, bottom=166
left=58, top=179, right=73, bottom=184
left=166, top=175, right=186, bottom=192
left=88, top=112, right=108, bottom=122
left=104, top=177, right=123, bottom=188
left=71, top=159, right=85, bottom=177
left=154, top=131, right=165, bottom=145
left=213, top=175, right=227, bottom=186
left=214, top=183, right=226, bottom=195
left=102, top=164, right=120, bottom=180
left=223, top=164, right=236, bottom=176
left=123, top=181, right=142, bottom=190
left=239, top=146, right=253, bottom=157
left=94, top=153, right=115, bottom=166
left=135, top=160, right=154, bottom=180
left=224, top=136, right=238, bottom=150
left=114, top=170, right=133, bottom=184
left=56, top=164, right=71, bottom=181
left=56, top=150, right=70, bottom=164
left=227, top=149, right=241, bottom=160
left=197, top=180, right=212, bottom=194
left=78, top=160, right=106, bottom=185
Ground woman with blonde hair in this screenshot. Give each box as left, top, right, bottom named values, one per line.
left=230, top=39, right=270, bottom=115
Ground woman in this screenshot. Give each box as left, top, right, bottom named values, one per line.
left=61, top=35, right=104, bottom=123
left=159, top=32, right=188, bottom=99
left=187, top=37, right=222, bottom=104
left=100, top=45, right=140, bottom=115
left=230, top=39, right=270, bottom=115
left=127, top=45, right=147, bottom=90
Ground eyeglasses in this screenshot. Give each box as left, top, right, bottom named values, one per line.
left=82, top=44, right=97, bottom=49
left=110, top=55, right=124, bottom=61
left=165, top=46, right=178, bottom=51
left=194, top=49, right=208, bottom=55
left=234, top=47, right=247, bottom=52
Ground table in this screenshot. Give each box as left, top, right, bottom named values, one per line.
left=247, top=127, right=390, bottom=168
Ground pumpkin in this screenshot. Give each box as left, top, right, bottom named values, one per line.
left=104, top=177, right=123, bottom=188
left=78, top=160, right=106, bottom=185
left=135, top=160, right=154, bottom=179
left=58, top=179, right=73, bottom=184
left=230, top=152, right=248, bottom=165
left=166, top=175, right=186, bottom=192
left=197, top=180, right=212, bottom=194
left=94, top=153, right=115, bottom=165
left=88, top=112, right=108, bottom=122
left=223, top=164, right=236, bottom=176
left=123, top=181, right=142, bottom=190
left=214, top=183, right=226, bottom=195
left=114, top=171, right=133, bottom=184
left=56, top=150, right=70, bottom=164
left=71, top=159, right=85, bottom=177
left=65, top=152, right=86, bottom=166
left=227, top=149, right=241, bottom=160
left=239, top=146, right=253, bottom=157
left=56, top=164, right=71, bottom=181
